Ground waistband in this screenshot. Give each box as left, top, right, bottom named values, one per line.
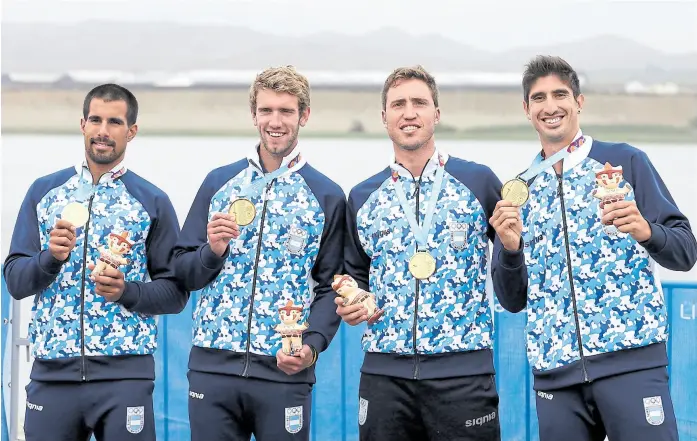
left=533, top=342, right=669, bottom=391
left=361, top=348, right=495, bottom=380
left=188, top=346, right=317, bottom=384
left=31, top=354, right=155, bottom=382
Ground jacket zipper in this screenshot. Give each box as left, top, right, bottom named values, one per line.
left=557, top=174, right=589, bottom=382
left=79, top=194, right=96, bottom=381
left=242, top=181, right=273, bottom=377
left=412, top=180, right=422, bottom=379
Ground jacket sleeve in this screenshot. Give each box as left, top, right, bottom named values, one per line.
left=632, top=150, right=697, bottom=271
left=172, top=174, right=228, bottom=291
left=491, top=236, right=528, bottom=313
left=344, top=191, right=371, bottom=292
left=3, top=181, right=65, bottom=299
left=117, top=192, right=190, bottom=315
left=303, top=192, right=347, bottom=353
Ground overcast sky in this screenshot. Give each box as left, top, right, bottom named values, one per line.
left=3, top=0, right=697, bottom=54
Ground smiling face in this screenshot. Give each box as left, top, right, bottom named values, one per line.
left=523, top=74, right=584, bottom=146
left=81, top=98, right=136, bottom=167
left=382, top=78, right=440, bottom=152
left=252, top=89, right=309, bottom=159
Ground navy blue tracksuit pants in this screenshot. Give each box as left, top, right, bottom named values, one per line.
left=535, top=367, right=678, bottom=441
left=188, top=370, right=313, bottom=441
left=358, top=372, right=500, bottom=441
left=24, top=379, right=155, bottom=441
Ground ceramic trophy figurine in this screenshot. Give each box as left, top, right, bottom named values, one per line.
left=275, top=300, right=307, bottom=355
left=592, top=162, right=632, bottom=236
left=332, top=274, right=381, bottom=321
left=90, top=230, right=134, bottom=279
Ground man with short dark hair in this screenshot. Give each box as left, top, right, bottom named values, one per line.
left=4, top=83, right=188, bottom=441
left=491, top=55, right=697, bottom=441
left=338, top=65, right=502, bottom=441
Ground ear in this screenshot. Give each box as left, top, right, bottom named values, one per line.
left=299, top=107, right=310, bottom=127
left=126, top=124, right=138, bottom=142
left=252, top=109, right=258, bottom=127
left=434, top=108, right=441, bottom=125
left=80, top=118, right=87, bottom=135
left=522, top=101, right=530, bottom=120
left=576, top=94, right=585, bottom=113
left=381, top=110, right=387, bottom=126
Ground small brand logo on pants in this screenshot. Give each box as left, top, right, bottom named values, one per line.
left=465, top=411, right=497, bottom=427
left=537, top=391, right=554, bottom=400
left=26, top=402, right=43, bottom=411
left=189, top=391, right=205, bottom=400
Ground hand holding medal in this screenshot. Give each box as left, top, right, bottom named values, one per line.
left=490, top=200, right=523, bottom=251
left=207, top=212, right=241, bottom=257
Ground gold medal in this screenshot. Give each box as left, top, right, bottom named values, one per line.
left=408, top=251, right=437, bottom=280
left=61, top=202, right=89, bottom=227
left=229, top=198, right=256, bottom=226
left=501, top=178, right=530, bottom=207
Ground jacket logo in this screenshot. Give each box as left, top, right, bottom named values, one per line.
left=286, top=227, right=308, bottom=254
left=643, top=396, right=664, bottom=426
left=358, top=397, right=369, bottom=425
left=285, top=406, right=303, bottom=433
left=126, top=406, right=145, bottom=434
left=524, top=234, right=545, bottom=249
left=449, top=223, right=468, bottom=250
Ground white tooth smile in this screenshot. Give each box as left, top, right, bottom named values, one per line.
left=268, top=132, right=284, bottom=137
left=402, top=125, right=418, bottom=132
left=543, top=117, right=562, bottom=124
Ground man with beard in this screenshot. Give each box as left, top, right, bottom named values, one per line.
left=491, top=55, right=696, bottom=441
left=336, top=65, right=502, bottom=441
left=4, top=83, right=189, bottom=441
left=172, top=65, right=345, bottom=441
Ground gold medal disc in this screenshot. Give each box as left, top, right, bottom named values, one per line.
left=61, top=202, right=89, bottom=227
left=408, top=251, right=437, bottom=280
left=229, top=198, right=256, bottom=226
left=501, top=179, right=530, bottom=207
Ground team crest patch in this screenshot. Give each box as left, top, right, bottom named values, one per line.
left=126, top=406, right=145, bottom=434
left=358, top=397, right=368, bottom=426
left=643, top=396, right=664, bottom=426
left=449, top=223, right=468, bottom=250
left=285, top=406, right=303, bottom=434
left=286, top=227, right=308, bottom=254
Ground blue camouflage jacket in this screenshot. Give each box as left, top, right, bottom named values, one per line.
left=492, top=133, right=697, bottom=390
left=345, top=149, right=502, bottom=380
left=172, top=145, right=346, bottom=384
left=3, top=160, right=188, bottom=382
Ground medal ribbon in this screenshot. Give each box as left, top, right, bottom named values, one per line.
left=519, top=136, right=586, bottom=181
left=238, top=154, right=301, bottom=199
left=391, top=156, right=446, bottom=249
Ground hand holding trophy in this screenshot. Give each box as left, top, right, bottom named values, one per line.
left=332, top=274, right=383, bottom=325
left=274, top=300, right=308, bottom=356
left=90, top=230, right=133, bottom=279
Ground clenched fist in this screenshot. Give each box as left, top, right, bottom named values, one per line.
left=489, top=200, right=522, bottom=251
left=49, top=220, right=77, bottom=262
left=207, top=212, right=241, bottom=257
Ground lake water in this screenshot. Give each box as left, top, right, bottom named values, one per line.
left=2, top=134, right=696, bottom=281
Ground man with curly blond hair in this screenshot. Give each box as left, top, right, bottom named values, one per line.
left=172, top=66, right=346, bottom=440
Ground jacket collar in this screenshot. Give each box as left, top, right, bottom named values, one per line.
left=389, top=147, right=449, bottom=180
left=74, top=158, right=127, bottom=185
left=246, top=143, right=305, bottom=176
left=535, top=129, right=593, bottom=176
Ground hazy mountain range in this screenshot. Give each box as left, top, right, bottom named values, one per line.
left=3, top=22, right=696, bottom=85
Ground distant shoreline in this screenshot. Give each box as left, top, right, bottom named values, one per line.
left=4, top=125, right=695, bottom=144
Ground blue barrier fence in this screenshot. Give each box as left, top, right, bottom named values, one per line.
left=3, top=278, right=697, bottom=441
